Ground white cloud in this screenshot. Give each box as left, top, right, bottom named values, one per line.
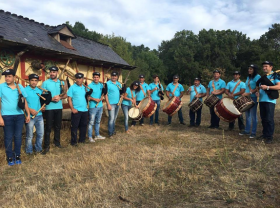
left=0, top=0, right=279, bottom=49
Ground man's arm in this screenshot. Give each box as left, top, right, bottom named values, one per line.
left=213, top=88, right=225, bottom=95
left=260, top=82, right=280, bottom=90
left=24, top=100, right=30, bottom=123
left=0, top=98, right=4, bottom=126
left=206, top=88, right=210, bottom=96
left=233, top=88, right=245, bottom=97
left=68, top=96, right=78, bottom=114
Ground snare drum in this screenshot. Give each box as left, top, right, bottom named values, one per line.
left=128, top=107, right=142, bottom=121
left=188, top=98, right=203, bottom=112
left=138, top=97, right=157, bottom=118
left=233, top=96, right=255, bottom=112
left=214, top=98, right=241, bottom=122
left=204, top=94, right=220, bottom=108
left=163, top=97, right=183, bottom=116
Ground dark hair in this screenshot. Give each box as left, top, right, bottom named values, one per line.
left=248, top=67, right=258, bottom=78
left=130, top=83, right=140, bottom=92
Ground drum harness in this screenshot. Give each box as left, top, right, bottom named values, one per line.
left=229, top=80, right=241, bottom=99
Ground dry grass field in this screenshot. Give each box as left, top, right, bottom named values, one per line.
left=0, top=97, right=279, bottom=208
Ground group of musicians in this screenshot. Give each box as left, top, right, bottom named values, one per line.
left=0, top=61, right=279, bottom=166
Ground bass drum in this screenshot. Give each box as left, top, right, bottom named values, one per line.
left=138, top=97, right=157, bottom=118
left=214, top=98, right=241, bottom=122
left=162, top=97, right=182, bottom=116
left=128, top=107, right=142, bottom=121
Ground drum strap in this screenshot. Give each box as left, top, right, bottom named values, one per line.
left=248, top=78, right=252, bottom=91
left=172, top=83, right=179, bottom=95
left=212, top=80, right=216, bottom=91
left=130, top=89, right=134, bottom=100
left=194, top=86, right=198, bottom=95
left=232, top=80, right=241, bottom=94
left=140, top=84, right=146, bottom=97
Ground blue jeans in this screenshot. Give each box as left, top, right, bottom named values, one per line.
left=150, top=100, right=160, bottom=124
left=108, top=104, right=119, bottom=136
left=259, top=102, right=275, bottom=138
left=2, top=114, right=25, bottom=160
left=88, top=107, right=103, bottom=138
left=189, top=108, right=202, bottom=126
left=121, top=104, right=131, bottom=131
left=244, top=97, right=258, bottom=135
left=26, top=115, right=44, bottom=153
left=168, top=107, right=184, bottom=123
left=210, top=107, right=220, bottom=127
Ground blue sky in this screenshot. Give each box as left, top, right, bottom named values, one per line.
left=1, top=0, right=280, bottom=49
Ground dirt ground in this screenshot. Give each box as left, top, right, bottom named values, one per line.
left=0, top=96, right=279, bottom=208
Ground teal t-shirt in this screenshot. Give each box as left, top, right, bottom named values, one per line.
left=149, top=83, right=164, bottom=101
left=207, top=79, right=226, bottom=99
left=245, top=74, right=261, bottom=97
left=189, top=84, right=206, bottom=102
left=122, top=87, right=136, bottom=106
left=0, top=83, right=27, bottom=115
left=41, top=79, right=65, bottom=110
left=259, top=72, right=280, bottom=104
left=107, top=80, right=122, bottom=105
left=25, top=85, right=43, bottom=117
left=67, top=83, right=88, bottom=112
left=135, top=82, right=149, bottom=101
left=88, top=82, right=103, bottom=108
left=226, top=80, right=246, bottom=99
left=166, top=83, right=184, bottom=98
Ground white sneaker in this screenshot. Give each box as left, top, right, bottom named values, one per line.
left=89, top=138, right=95, bottom=143
left=95, top=135, right=106, bottom=140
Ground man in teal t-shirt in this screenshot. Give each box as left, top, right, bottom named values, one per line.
left=187, top=77, right=206, bottom=127
left=225, top=71, right=245, bottom=131
left=149, top=75, right=164, bottom=125
left=25, top=74, right=44, bottom=154
left=257, top=61, right=280, bottom=144
left=105, top=71, right=122, bottom=137
left=67, top=73, right=88, bottom=146
left=0, top=69, right=30, bottom=166
left=206, top=70, right=226, bottom=129
left=166, top=75, right=185, bottom=125
left=41, top=66, right=67, bottom=154
left=88, top=72, right=105, bottom=142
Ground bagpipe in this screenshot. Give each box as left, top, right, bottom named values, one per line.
left=158, top=81, right=164, bottom=100
left=256, top=70, right=280, bottom=100
left=32, top=87, right=53, bottom=119
left=16, top=83, right=25, bottom=111
left=63, top=72, right=93, bottom=103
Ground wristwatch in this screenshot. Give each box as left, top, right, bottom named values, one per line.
left=267, top=86, right=270, bottom=90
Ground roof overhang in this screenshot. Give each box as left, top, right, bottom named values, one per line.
left=0, top=39, right=136, bottom=70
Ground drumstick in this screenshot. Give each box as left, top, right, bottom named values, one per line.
left=31, top=103, right=46, bottom=119
left=37, top=86, right=48, bottom=93
left=36, top=93, right=46, bottom=100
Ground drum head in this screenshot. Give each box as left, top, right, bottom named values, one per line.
left=139, top=98, right=150, bottom=112
left=163, top=97, right=174, bottom=110
left=223, top=98, right=240, bottom=115
left=128, top=107, right=140, bottom=118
